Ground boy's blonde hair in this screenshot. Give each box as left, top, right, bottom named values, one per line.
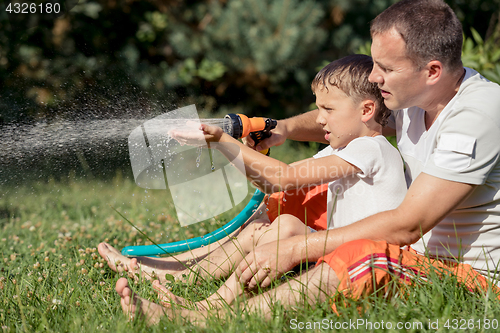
left=311, top=54, right=390, bottom=126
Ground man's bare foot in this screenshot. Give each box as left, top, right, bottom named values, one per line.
left=98, top=242, right=189, bottom=283
left=116, top=277, right=169, bottom=326
left=151, top=280, right=202, bottom=309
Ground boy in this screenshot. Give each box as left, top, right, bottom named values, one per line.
left=113, top=54, right=408, bottom=322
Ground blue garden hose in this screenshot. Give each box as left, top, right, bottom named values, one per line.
left=121, top=189, right=265, bottom=257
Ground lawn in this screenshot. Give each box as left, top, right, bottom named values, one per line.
left=1, top=140, right=500, bottom=332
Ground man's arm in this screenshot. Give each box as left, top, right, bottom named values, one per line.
left=236, top=173, right=476, bottom=288
left=249, top=109, right=328, bottom=151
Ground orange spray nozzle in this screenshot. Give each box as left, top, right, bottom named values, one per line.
left=223, top=113, right=277, bottom=155
left=223, top=113, right=277, bottom=140
left=236, top=114, right=266, bottom=138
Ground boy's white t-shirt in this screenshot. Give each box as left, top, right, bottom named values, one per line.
left=314, top=135, right=407, bottom=229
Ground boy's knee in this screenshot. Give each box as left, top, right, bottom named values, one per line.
left=238, top=219, right=272, bottom=240
left=271, top=214, right=308, bottom=238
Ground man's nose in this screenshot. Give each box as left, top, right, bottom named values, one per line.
left=369, top=68, right=382, bottom=84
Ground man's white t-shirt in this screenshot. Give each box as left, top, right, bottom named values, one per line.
left=387, top=68, right=500, bottom=280
left=314, top=136, right=407, bottom=229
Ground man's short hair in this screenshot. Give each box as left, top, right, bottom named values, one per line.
left=370, top=0, right=463, bottom=71
left=311, top=54, right=391, bottom=126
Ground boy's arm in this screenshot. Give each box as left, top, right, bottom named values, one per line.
left=211, top=126, right=359, bottom=193
left=171, top=123, right=347, bottom=192
left=236, top=172, right=476, bottom=288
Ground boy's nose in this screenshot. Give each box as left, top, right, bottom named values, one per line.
left=316, top=111, right=326, bottom=125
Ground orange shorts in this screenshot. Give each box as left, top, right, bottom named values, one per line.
left=266, top=184, right=329, bottom=231
left=318, top=239, right=500, bottom=313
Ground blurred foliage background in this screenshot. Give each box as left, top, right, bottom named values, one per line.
left=1, top=0, right=500, bottom=184
left=1, top=0, right=500, bottom=125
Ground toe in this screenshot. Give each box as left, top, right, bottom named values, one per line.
left=115, top=277, right=129, bottom=296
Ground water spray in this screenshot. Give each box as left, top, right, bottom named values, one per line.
left=123, top=107, right=277, bottom=256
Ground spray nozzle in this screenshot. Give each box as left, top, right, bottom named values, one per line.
left=223, top=114, right=277, bottom=155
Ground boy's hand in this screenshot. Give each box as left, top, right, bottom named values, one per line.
left=169, top=123, right=224, bottom=146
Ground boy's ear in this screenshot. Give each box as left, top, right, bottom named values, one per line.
left=360, top=100, right=376, bottom=123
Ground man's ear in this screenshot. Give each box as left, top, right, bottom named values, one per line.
left=360, top=100, right=376, bottom=123
left=425, top=60, right=443, bottom=86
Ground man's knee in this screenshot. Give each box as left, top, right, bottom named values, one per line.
left=335, top=239, right=381, bottom=254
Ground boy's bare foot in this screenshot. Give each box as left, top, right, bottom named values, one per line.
left=98, top=242, right=134, bottom=273
left=116, top=277, right=168, bottom=326
left=98, top=242, right=188, bottom=283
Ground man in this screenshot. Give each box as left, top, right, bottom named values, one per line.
left=238, top=0, right=500, bottom=306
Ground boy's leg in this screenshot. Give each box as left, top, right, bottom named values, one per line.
left=100, top=184, right=327, bottom=282
left=99, top=216, right=273, bottom=283
left=153, top=214, right=314, bottom=308
left=99, top=202, right=270, bottom=282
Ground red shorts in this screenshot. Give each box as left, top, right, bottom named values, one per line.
left=318, top=239, right=500, bottom=314
left=266, top=184, right=329, bottom=231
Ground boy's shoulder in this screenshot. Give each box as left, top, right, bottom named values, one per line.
left=347, top=135, right=394, bottom=150
left=313, top=136, right=397, bottom=159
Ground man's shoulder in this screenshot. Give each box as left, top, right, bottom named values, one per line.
left=455, top=69, right=500, bottom=127
left=459, top=68, right=500, bottom=103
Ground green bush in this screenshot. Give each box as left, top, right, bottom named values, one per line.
left=462, top=28, right=500, bottom=84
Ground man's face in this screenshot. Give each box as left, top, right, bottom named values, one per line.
left=369, top=28, right=428, bottom=110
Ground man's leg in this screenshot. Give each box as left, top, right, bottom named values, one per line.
left=116, top=262, right=340, bottom=325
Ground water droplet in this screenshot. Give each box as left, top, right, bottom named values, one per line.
left=196, top=146, right=202, bottom=167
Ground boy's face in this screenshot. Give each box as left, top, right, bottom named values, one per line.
left=315, top=85, right=365, bottom=149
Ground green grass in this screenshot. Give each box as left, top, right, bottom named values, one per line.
left=1, top=141, right=500, bottom=332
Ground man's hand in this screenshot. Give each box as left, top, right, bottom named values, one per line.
left=235, top=239, right=298, bottom=290
left=243, top=120, right=288, bottom=152
left=244, top=110, right=327, bottom=151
